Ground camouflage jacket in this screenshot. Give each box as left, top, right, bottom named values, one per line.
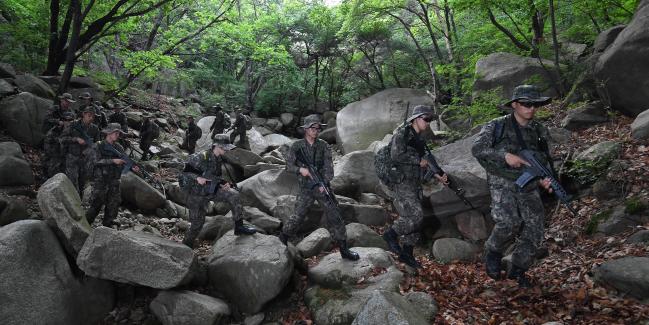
left=390, top=124, right=426, bottom=183
left=42, top=106, right=70, bottom=133
left=187, top=122, right=202, bottom=141
left=286, top=138, right=334, bottom=188
left=140, top=120, right=160, bottom=143
left=108, top=111, right=128, bottom=132
left=472, top=114, right=552, bottom=185
left=60, top=120, right=100, bottom=156
left=232, top=113, right=246, bottom=132
left=181, top=150, right=225, bottom=195
left=90, top=141, right=126, bottom=180
left=43, top=125, right=65, bottom=156
left=210, top=111, right=230, bottom=132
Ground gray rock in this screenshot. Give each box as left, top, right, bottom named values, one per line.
left=405, top=291, right=438, bottom=322
left=560, top=42, right=587, bottom=63
left=597, top=205, right=648, bottom=235
left=280, top=112, right=295, bottom=126
left=69, top=76, right=99, bottom=89
left=345, top=223, right=388, bottom=250
left=198, top=215, right=233, bottom=241
left=77, top=227, right=195, bottom=289
left=244, top=313, right=265, bottom=325
left=560, top=102, right=609, bottom=130
left=352, top=204, right=388, bottom=226
left=309, top=247, right=394, bottom=288
left=575, top=141, right=621, bottom=162
left=272, top=195, right=322, bottom=233
left=331, top=150, right=381, bottom=198
left=166, top=182, right=189, bottom=206
left=549, top=127, right=572, bottom=144
left=224, top=148, right=264, bottom=170
left=265, top=118, right=283, bottom=132
left=454, top=210, right=489, bottom=241
left=359, top=193, right=381, bottom=205
left=594, top=25, right=626, bottom=53
left=336, top=88, right=434, bottom=153
left=264, top=133, right=293, bottom=149
left=120, top=172, right=167, bottom=211
left=0, top=142, right=34, bottom=185
left=351, top=290, right=429, bottom=325
left=254, top=125, right=273, bottom=136
left=247, top=128, right=272, bottom=155
left=208, top=232, right=293, bottom=314
left=297, top=228, right=333, bottom=258
left=14, top=74, right=55, bottom=99
left=0, top=62, right=16, bottom=78
left=150, top=290, right=230, bottom=325
left=239, top=169, right=300, bottom=213
left=319, top=127, right=337, bottom=144
left=245, top=206, right=281, bottom=232
left=432, top=238, right=479, bottom=263
left=0, top=196, right=29, bottom=226
left=243, top=163, right=284, bottom=178
left=0, top=92, right=53, bottom=145
left=429, top=214, right=462, bottom=240
left=628, top=230, right=649, bottom=244
left=0, top=79, right=15, bottom=96
left=367, top=134, right=393, bottom=153
left=125, top=111, right=144, bottom=129
left=0, top=220, right=114, bottom=325
left=592, top=256, right=649, bottom=300
left=262, top=155, right=285, bottom=165
left=251, top=117, right=267, bottom=126
left=631, top=108, right=649, bottom=140
left=594, top=1, right=649, bottom=116
left=37, top=173, right=91, bottom=257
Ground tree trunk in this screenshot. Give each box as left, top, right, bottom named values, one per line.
left=58, top=0, right=82, bottom=94
left=549, top=0, right=565, bottom=95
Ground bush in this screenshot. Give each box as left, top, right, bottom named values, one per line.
left=565, top=158, right=609, bottom=186
left=625, top=197, right=647, bottom=215
left=585, top=209, right=612, bottom=235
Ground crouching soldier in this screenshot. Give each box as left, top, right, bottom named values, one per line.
left=86, top=123, right=139, bottom=227
left=179, top=137, right=256, bottom=248
left=278, top=115, right=359, bottom=261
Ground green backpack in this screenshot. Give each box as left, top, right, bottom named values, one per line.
left=374, top=142, right=403, bottom=186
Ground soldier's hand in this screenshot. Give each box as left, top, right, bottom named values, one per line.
left=435, top=173, right=449, bottom=185
left=220, top=183, right=231, bottom=190
left=419, top=159, right=429, bottom=168
left=196, top=177, right=208, bottom=185
left=76, top=138, right=86, bottom=145
left=113, top=159, right=125, bottom=165
left=539, top=178, right=553, bottom=193
left=505, top=153, right=530, bottom=168
left=299, top=167, right=311, bottom=178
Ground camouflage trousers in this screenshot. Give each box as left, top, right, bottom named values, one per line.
left=65, top=154, right=88, bottom=196
left=186, top=139, right=197, bottom=154
left=282, top=187, right=347, bottom=242
left=44, top=154, right=64, bottom=178
left=485, top=181, right=545, bottom=270
left=86, top=179, right=121, bottom=226
left=183, top=188, right=243, bottom=246
left=211, top=129, right=225, bottom=139
left=389, top=181, right=423, bottom=246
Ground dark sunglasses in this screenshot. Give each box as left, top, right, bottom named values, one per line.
left=307, top=126, right=322, bottom=131
left=419, top=116, right=433, bottom=122
left=517, top=101, right=542, bottom=108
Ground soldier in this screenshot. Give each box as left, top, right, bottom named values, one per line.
left=86, top=123, right=140, bottom=227
left=182, top=116, right=202, bottom=154
left=278, top=115, right=359, bottom=261
left=209, top=104, right=231, bottom=139
left=381, top=105, right=448, bottom=268
left=43, top=111, right=75, bottom=178
left=180, top=137, right=256, bottom=248
left=229, top=108, right=248, bottom=148
left=108, top=103, right=129, bottom=133
left=139, top=116, right=160, bottom=160
left=60, top=106, right=101, bottom=195
left=471, top=85, right=554, bottom=288
left=42, top=92, right=76, bottom=134
left=78, top=92, right=108, bottom=128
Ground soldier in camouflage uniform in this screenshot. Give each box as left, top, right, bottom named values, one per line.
left=78, top=92, right=108, bottom=129
left=229, top=108, right=248, bottom=149
left=108, top=103, right=129, bottom=132
left=139, top=116, right=160, bottom=160
left=61, top=106, right=101, bottom=195
left=86, top=123, right=139, bottom=227
left=42, top=92, right=76, bottom=134
left=43, top=111, right=76, bottom=178
left=209, top=104, right=230, bottom=138
left=381, top=105, right=448, bottom=268
left=279, top=115, right=359, bottom=261
left=471, top=85, right=554, bottom=288
left=182, top=116, right=202, bottom=154
left=180, top=137, right=256, bottom=248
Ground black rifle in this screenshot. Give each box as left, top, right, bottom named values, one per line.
left=101, top=142, right=166, bottom=196
left=182, top=161, right=236, bottom=197
left=516, top=149, right=578, bottom=216
left=295, top=147, right=338, bottom=207
left=421, top=146, right=475, bottom=209
left=71, top=122, right=96, bottom=147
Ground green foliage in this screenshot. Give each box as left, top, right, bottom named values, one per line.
left=446, top=88, right=503, bottom=128
left=585, top=209, right=612, bottom=235
left=566, top=159, right=609, bottom=186
left=624, top=197, right=647, bottom=215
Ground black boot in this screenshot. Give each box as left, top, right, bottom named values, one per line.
left=278, top=232, right=289, bottom=245
left=507, top=265, right=532, bottom=288
left=485, top=251, right=504, bottom=280
left=398, top=245, right=421, bottom=268
left=382, top=228, right=402, bottom=255
left=338, top=240, right=360, bottom=261
left=234, top=220, right=256, bottom=235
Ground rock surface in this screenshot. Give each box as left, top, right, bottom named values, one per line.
left=150, top=290, right=231, bottom=325
left=432, top=238, right=479, bottom=263
left=120, top=172, right=167, bottom=211
left=297, top=228, right=333, bottom=258
left=0, top=142, right=34, bottom=185
left=631, top=108, right=649, bottom=140
left=0, top=93, right=52, bottom=146
left=592, top=256, right=649, bottom=300
left=351, top=290, right=429, bottom=325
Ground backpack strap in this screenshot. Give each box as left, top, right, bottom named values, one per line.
left=492, top=117, right=506, bottom=147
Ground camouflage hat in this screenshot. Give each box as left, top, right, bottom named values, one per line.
left=61, top=111, right=76, bottom=121
left=406, top=105, right=433, bottom=122
left=212, top=104, right=222, bottom=110
left=503, top=85, right=551, bottom=107
left=103, top=123, right=126, bottom=135
left=78, top=92, right=92, bottom=100
left=211, top=135, right=236, bottom=151
left=300, top=114, right=327, bottom=129
left=58, top=93, right=76, bottom=103
left=80, top=105, right=95, bottom=114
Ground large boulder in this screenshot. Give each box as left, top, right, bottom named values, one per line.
left=331, top=150, right=381, bottom=197
left=239, top=169, right=300, bottom=213
left=574, top=141, right=621, bottom=162
left=0, top=196, right=29, bottom=226
left=14, top=74, right=55, bottom=99
left=431, top=238, right=479, bottom=263
left=77, top=227, right=195, bottom=289
left=208, top=232, right=293, bottom=314
left=345, top=223, right=388, bottom=250
left=0, top=142, right=34, bottom=185
left=280, top=112, right=295, bottom=126
left=150, top=290, right=231, bottom=325
left=560, top=102, right=609, bottom=130
left=0, top=92, right=53, bottom=145
left=198, top=215, right=233, bottom=241
left=319, top=127, right=337, bottom=144
left=120, top=172, right=167, bottom=211
left=631, top=108, right=649, bottom=140
left=0, top=79, right=15, bottom=96
left=351, top=290, right=429, bottom=325
left=594, top=25, right=626, bottom=53
left=263, top=133, right=293, bottom=148
left=592, top=256, right=649, bottom=300
left=594, top=0, right=649, bottom=116
left=37, top=173, right=91, bottom=257
left=0, top=62, right=16, bottom=78
left=0, top=220, right=114, bottom=325
left=224, top=147, right=264, bottom=171
left=454, top=209, right=489, bottom=241
left=297, top=228, right=333, bottom=258
left=336, top=88, right=435, bottom=153
left=473, top=52, right=558, bottom=101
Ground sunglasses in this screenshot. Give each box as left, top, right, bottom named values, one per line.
left=307, top=126, right=322, bottom=131
left=419, top=116, right=433, bottom=122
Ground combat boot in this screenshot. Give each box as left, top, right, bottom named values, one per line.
left=485, top=251, right=504, bottom=280
left=398, top=245, right=421, bottom=268
left=234, top=220, right=256, bottom=235
left=507, top=265, right=532, bottom=288
left=382, top=228, right=402, bottom=255
left=338, top=240, right=360, bottom=261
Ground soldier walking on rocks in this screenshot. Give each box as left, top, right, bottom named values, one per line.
left=86, top=123, right=139, bottom=227
left=78, top=92, right=108, bottom=129
left=61, top=106, right=100, bottom=195
left=179, top=137, right=256, bottom=248
left=209, top=104, right=231, bottom=139
left=42, top=92, right=76, bottom=134
left=381, top=105, right=448, bottom=269
left=472, top=85, right=554, bottom=288
left=139, top=116, right=160, bottom=160
left=229, top=108, right=249, bottom=149
left=278, top=115, right=359, bottom=261
left=108, top=103, right=129, bottom=133
left=182, top=116, right=202, bottom=154
left=43, top=111, right=75, bottom=178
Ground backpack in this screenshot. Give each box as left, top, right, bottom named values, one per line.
left=374, top=143, right=403, bottom=186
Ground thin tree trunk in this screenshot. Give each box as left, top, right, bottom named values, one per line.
left=431, top=0, right=453, bottom=61
left=59, top=0, right=82, bottom=94
left=549, top=0, right=565, bottom=95
left=46, top=0, right=60, bottom=74
left=486, top=7, right=531, bottom=51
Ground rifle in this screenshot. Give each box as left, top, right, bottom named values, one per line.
left=71, top=122, right=96, bottom=147
left=516, top=149, right=578, bottom=216
left=101, top=141, right=166, bottom=196
left=421, top=144, right=475, bottom=209
left=295, top=147, right=338, bottom=207
left=182, top=160, right=236, bottom=196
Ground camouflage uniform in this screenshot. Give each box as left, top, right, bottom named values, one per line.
left=43, top=124, right=66, bottom=177
left=42, top=105, right=68, bottom=134
left=281, top=138, right=347, bottom=241
left=60, top=120, right=100, bottom=194
left=229, top=111, right=248, bottom=148
left=181, top=149, right=244, bottom=247
left=472, top=113, right=551, bottom=270
left=210, top=110, right=230, bottom=138
left=108, top=110, right=128, bottom=132
left=85, top=140, right=125, bottom=226
left=139, top=118, right=160, bottom=160
left=183, top=120, right=202, bottom=154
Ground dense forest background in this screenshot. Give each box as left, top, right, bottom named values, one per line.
left=0, top=0, right=639, bottom=118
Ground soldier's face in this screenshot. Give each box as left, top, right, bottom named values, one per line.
left=212, top=146, right=225, bottom=156
left=82, top=112, right=94, bottom=124
left=107, top=131, right=120, bottom=142
left=305, top=124, right=322, bottom=138
left=512, top=101, right=538, bottom=120
left=61, top=100, right=71, bottom=109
